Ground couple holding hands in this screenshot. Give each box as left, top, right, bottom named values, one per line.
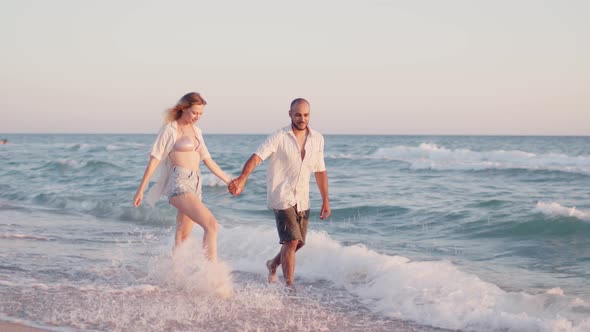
left=134, top=92, right=331, bottom=287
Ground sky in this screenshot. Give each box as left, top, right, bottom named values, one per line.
left=1, top=0, right=589, bottom=135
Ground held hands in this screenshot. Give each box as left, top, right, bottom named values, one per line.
left=228, top=177, right=246, bottom=196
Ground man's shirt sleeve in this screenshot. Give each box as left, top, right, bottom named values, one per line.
left=255, top=131, right=280, bottom=161
left=313, top=135, right=326, bottom=173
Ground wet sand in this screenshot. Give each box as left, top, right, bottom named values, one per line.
left=0, top=321, right=51, bottom=332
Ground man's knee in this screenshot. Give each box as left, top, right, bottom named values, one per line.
left=284, top=240, right=299, bottom=250
left=296, top=241, right=305, bottom=251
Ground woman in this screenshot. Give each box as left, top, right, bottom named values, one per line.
left=134, top=92, right=231, bottom=262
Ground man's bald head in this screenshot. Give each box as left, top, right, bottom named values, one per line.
left=290, top=98, right=310, bottom=111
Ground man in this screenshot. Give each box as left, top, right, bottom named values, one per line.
left=229, top=98, right=331, bottom=287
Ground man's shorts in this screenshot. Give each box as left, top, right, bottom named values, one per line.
left=273, top=206, right=310, bottom=245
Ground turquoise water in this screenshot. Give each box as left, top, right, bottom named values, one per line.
left=1, top=133, right=589, bottom=331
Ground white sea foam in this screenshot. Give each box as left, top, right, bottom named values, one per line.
left=4, top=237, right=341, bottom=331
left=0, top=280, right=18, bottom=287
left=54, top=158, right=83, bottom=169
left=147, top=237, right=234, bottom=299
left=66, top=143, right=92, bottom=151
left=362, top=143, right=590, bottom=174
left=106, top=142, right=147, bottom=150
left=31, top=283, right=50, bottom=290
left=2, top=222, right=589, bottom=332
left=106, top=144, right=125, bottom=151
left=201, top=172, right=230, bottom=187
left=546, top=288, right=565, bottom=296
left=219, top=226, right=590, bottom=332
left=76, top=284, right=161, bottom=294
left=535, top=202, right=590, bottom=221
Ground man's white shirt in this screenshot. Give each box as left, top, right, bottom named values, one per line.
left=255, top=126, right=326, bottom=212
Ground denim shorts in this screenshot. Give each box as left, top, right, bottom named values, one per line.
left=166, top=166, right=201, bottom=200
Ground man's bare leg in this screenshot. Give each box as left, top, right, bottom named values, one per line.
left=280, top=240, right=299, bottom=287
left=267, top=241, right=304, bottom=284
left=266, top=252, right=280, bottom=283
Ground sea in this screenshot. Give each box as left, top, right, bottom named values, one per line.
left=0, top=133, right=589, bottom=332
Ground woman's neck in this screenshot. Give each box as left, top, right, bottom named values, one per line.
left=178, top=119, right=192, bottom=127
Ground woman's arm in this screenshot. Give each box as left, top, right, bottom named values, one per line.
left=228, top=154, right=262, bottom=196
left=203, top=158, right=231, bottom=184
left=134, top=157, right=160, bottom=207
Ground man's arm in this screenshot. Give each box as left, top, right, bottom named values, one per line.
left=228, top=154, right=263, bottom=196
left=314, top=171, right=331, bottom=219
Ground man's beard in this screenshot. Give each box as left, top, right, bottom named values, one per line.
left=292, top=120, right=308, bottom=131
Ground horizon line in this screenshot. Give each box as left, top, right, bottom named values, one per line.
left=1, top=132, right=589, bottom=138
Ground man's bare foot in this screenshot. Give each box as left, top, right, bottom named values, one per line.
left=266, top=259, right=278, bottom=283
left=286, top=284, right=296, bottom=295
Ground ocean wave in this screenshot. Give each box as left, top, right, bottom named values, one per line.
left=84, top=160, right=123, bottom=171
left=0, top=233, right=50, bottom=241
left=66, top=142, right=147, bottom=152
left=221, top=227, right=590, bottom=332
left=106, top=143, right=147, bottom=151
left=472, top=208, right=590, bottom=239
left=535, top=202, right=590, bottom=222
left=328, top=205, right=411, bottom=220
left=353, top=143, right=590, bottom=174
left=33, top=159, right=83, bottom=171
left=200, top=173, right=229, bottom=187
left=0, top=201, right=30, bottom=212
left=29, top=192, right=173, bottom=225
left=67, top=143, right=92, bottom=151
left=33, top=159, right=122, bottom=173
left=106, top=144, right=126, bottom=151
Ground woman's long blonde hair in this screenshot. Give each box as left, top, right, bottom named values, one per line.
left=164, top=92, right=207, bottom=123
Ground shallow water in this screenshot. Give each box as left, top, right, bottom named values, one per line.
left=1, top=134, right=589, bottom=331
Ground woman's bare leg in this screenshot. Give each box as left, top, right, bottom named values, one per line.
left=175, top=212, right=194, bottom=249
left=169, top=194, right=219, bottom=262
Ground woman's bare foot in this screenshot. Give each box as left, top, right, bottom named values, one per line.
left=266, top=259, right=278, bottom=283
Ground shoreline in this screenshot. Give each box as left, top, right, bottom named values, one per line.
left=0, top=321, right=52, bottom=332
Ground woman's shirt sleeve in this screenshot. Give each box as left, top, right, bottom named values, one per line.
left=149, top=123, right=174, bottom=160
left=196, top=127, right=211, bottom=161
